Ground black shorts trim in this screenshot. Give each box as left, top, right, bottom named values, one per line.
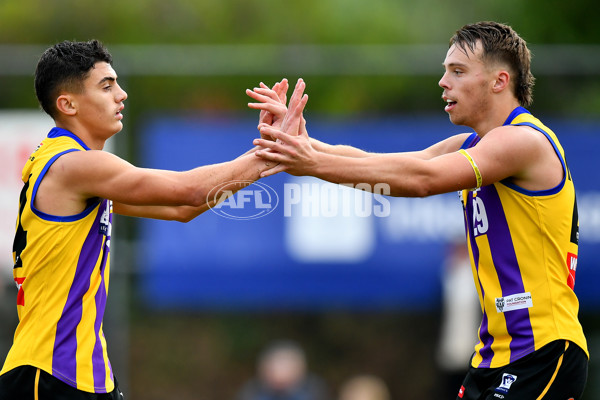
left=0, top=365, right=124, bottom=400
left=457, top=340, right=588, bottom=400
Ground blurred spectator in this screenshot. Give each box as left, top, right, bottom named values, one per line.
left=236, top=339, right=331, bottom=400
left=337, top=375, right=390, bottom=400
left=436, top=240, right=480, bottom=398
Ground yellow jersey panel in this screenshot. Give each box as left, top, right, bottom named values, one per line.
left=1, top=127, right=114, bottom=393
left=460, top=107, right=587, bottom=368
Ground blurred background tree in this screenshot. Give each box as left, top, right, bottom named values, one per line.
left=2, top=0, right=600, bottom=116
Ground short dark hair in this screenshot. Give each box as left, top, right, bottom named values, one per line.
left=34, top=39, right=113, bottom=119
left=449, top=21, right=535, bottom=107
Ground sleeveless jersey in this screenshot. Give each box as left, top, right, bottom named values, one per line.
left=1, top=127, right=114, bottom=393
left=460, top=107, right=587, bottom=368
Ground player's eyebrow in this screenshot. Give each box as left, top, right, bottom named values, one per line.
left=442, top=62, right=468, bottom=69
left=97, top=76, right=116, bottom=85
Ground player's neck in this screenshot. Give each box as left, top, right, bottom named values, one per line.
left=54, top=120, right=109, bottom=150
left=474, top=98, right=522, bottom=137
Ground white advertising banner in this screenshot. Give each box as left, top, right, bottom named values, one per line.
left=0, top=110, right=116, bottom=275
left=0, top=110, right=54, bottom=272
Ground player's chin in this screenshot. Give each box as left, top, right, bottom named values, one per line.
left=447, top=112, right=465, bottom=126
left=112, top=121, right=124, bottom=134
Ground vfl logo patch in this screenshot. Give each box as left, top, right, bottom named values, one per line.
left=99, top=202, right=111, bottom=235
left=495, top=373, right=517, bottom=394
left=495, top=292, right=532, bottom=313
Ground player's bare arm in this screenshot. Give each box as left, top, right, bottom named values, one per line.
left=248, top=78, right=471, bottom=160
left=36, top=148, right=273, bottom=222
left=255, top=122, right=555, bottom=197
left=255, top=131, right=477, bottom=196
left=310, top=131, right=472, bottom=160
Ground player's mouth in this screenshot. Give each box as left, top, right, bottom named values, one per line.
left=116, top=105, right=124, bottom=120
left=443, top=96, right=457, bottom=112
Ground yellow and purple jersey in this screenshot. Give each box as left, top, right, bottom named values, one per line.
left=460, top=107, right=587, bottom=368
left=1, top=127, right=114, bottom=393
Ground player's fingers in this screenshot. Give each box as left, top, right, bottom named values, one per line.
left=261, top=164, right=287, bottom=178
left=280, top=80, right=305, bottom=130
left=257, top=122, right=271, bottom=130
left=281, top=94, right=308, bottom=133
left=261, top=126, right=295, bottom=145
left=255, top=146, right=288, bottom=162
left=276, top=79, right=289, bottom=103
left=253, top=137, right=281, bottom=151
left=246, top=90, right=269, bottom=104
left=247, top=102, right=286, bottom=113
left=287, top=79, right=305, bottom=109
left=252, top=86, right=285, bottom=101
left=246, top=89, right=285, bottom=107
left=257, top=112, right=273, bottom=130
left=299, top=116, right=308, bottom=138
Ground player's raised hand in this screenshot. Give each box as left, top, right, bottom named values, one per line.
left=278, top=79, right=306, bottom=137
left=246, top=79, right=289, bottom=139
left=254, top=92, right=311, bottom=177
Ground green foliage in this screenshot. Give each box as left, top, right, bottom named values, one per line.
left=2, top=0, right=598, bottom=45
left=0, top=0, right=599, bottom=116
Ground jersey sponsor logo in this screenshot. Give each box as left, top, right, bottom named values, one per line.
left=458, top=385, right=465, bottom=398
left=567, top=252, right=577, bottom=290
left=495, top=292, right=532, bottom=313
left=495, top=373, right=517, bottom=394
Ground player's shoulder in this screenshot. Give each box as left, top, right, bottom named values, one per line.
left=52, top=148, right=109, bottom=166
left=482, top=124, right=547, bottom=148
left=49, top=149, right=129, bottom=182
left=475, top=125, right=552, bottom=169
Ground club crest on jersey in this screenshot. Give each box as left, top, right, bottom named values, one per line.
left=496, top=297, right=505, bottom=312
left=495, top=373, right=517, bottom=394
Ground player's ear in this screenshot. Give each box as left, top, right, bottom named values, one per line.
left=492, top=70, right=510, bottom=93
left=56, top=94, right=77, bottom=116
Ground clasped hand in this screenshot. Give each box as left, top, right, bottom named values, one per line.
left=247, top=78, right=317, bottom=178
